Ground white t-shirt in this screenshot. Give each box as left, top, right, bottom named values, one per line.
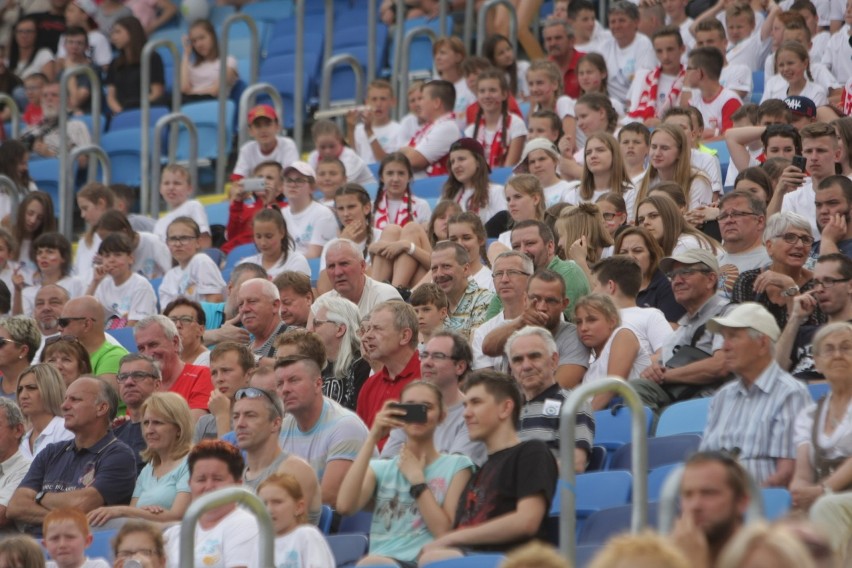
left=463, top=112, right=528, bottom=165
left=627, top=68, right=681, bottom=118
left=691, top=149, right=723, bottom=196
left=23, top=276, right=85, bottom=317
left=186, top=56, right=237, bottom=93
left=317, top=276, right=402, bottom=317
left=354, top=121, right=401, bottom=164
left=543, top=179, right=573, bottom=207
left=164, top=507, right=259, bottom=568
left=690, top=88, right=742, bottom=137
left=14, top=48, right=53, bottom=79
left=159, top=253, right=227, bottom=308
left=94, top=273, right=158, bottom=326
left=409, top=113, right=462, bottom=178
left=56, top=30, right=113, bottom=67
left=555, top=95, right=576, bottom=120
left=74, top=234, right=101, bottom=286
left=307, top=146, right=376, bottom=186
left=720, top=64, right=753, bottom=102
left=471, top=265, right=494, bottom=292
left=673, top=233, right=716, bottom=256
left=472, top=311, right=507, bottom=371
left=282, top=202, right=339, bottom=255
left=453, top=77, right=476, bottom=129
left=272, top=525, right=335, bottom=568
left=515, top=60, right=531, bottom=98
left=620, top=305, right=674, bottom=356
left=575, top=21, right=613, bottom=54
left=726, top=33, right=763, bottom=71
left=826, top=26, right=852, bottom=84
left=237, top=249, right=311, bottom=278
left=134, top=232, right=173, bottom=280
left=584, top=326, right=652, bottom=382
left=454, top=183, right=507, bottom=225
left=234, top=136, right=299, bottom=178
left=47, top=559, right=109, bottom=568
left=397, top=113, right=422, bottom=149
left=600, top=33, right=657, bottom=105
left=319, top=227, right=383, bottom=270
left=781, top=181, right=819, bottom=239
left=154, top=200, right=211, bottom=242
left=761, top=77, right=828, bottom=107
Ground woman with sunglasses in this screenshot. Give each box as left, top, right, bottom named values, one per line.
left=88, top=392, right=193, bottom=528
left=41, top=336, right=92, bottom=388
left=0, top=316, right=41, bottom=398
left=17, top=363, right=72, bottom=460
left=162, top=298, right=209, bottom=367
left=732, top=212, right=826, bottom=329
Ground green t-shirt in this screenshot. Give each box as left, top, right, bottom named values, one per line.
left=91, top=341, right=129, bottom=376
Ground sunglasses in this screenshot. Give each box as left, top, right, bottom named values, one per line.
left=45, top=334, right=81, bottom=346
left=0, top=338, right=21, bottom=348
left=57, top=317, right=90, bottom=328
left=235, top=387, right=283, bottom=417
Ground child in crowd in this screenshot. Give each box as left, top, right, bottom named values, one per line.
left=627, top=27, right=686, bottom=125
left=74, top=182, right=114, bottom=286
left=577, top=53, right=625, bottom=116
left=280, top=161, right=338, bottom=258
left=22, top=73, right=46, bottom=126
left=441, top=138, right=507, bottom=231
left=88, top=233, right=157, bottom=329
left=464, top=68, right=527, bottom=168
left=526, top=60, right=577, bottom=150
left=57, top=0, right=112, bottom=70
left=153, top=164, right=211, bottom=248
left=232, top=104, right=299, bottom=182
left=410, top=283, right=448, bottom=348
left=596, top=192, right=630, bottom=239
left=661, top=107, right=724, bottom=197
left=16, top=232, right=84, bottom=317
left=180, top=19, right=237, bottom=101
left=159, top=216, right=226, bottom=307
left=462, top=56, right=525, bottom=126
left=515, top=138, right=572, bottom=207
left=618, top=122, right=651, bottom=186
left=490, top=173, right=548, bottom=257
left=373, top=152, right=431, bottom=228
left=95, top=210, right=172, bottom=280
left=111, top=183, right=156, bottom=233
left=448, top=211, right=493, bottom=290
left=527, top=110, right=563, bottom=145
left=396, top=80, right=425, bottom=148
left=683, top=47, right=743, bottom=138
left=691, top=19, right=754, bottom=101
left=257, top=473, right=335, bottom=568
left=307, top=119, right=375, bottom=186
left=567, top=0, right=613, bottom=53
left=761, top=40, right=828, bottom=105
left=12, top=191, right=56, bottom=282
left=432, top=36, right=475, bottom=127
left=315, top=156, right=347, bottom=207
left=236, top=208, right=310, bottom=279
left=482, top=33, right=530, bottom=100
left=223, top=160, right=285, bottom=253
left=564, top=132, right=637, bottom=220
left=43, top=508, right=109, bottom=568
left=0, top=229, right=16, bottom=295
left=346, top=79, right=400, bottom=164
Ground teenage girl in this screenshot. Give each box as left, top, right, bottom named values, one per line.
left=441, top=138, right=507, bottom=232
left=564, top=132, right=636, bottom=220
left=372, top=152, right=431, bottom=229
left=12, top=191, right=54, bottom=283
left=761, top=40, right=828, bottom=106
left=432, top=36, right=475, bottom=124
left=180, top=19, right=237, bottom=101
left=483, top=34, right=530, bottom=99
left=159, top=217, right=226, bottom=307
left=448, top=211, right=493, bottom=291
left=515, top=138, right=571, bottom=207
left=464, top=69, right=527, bottom=168
left=237, top=208, right=310, bottom=279
left=527, top=59, right=577, bottom=155
left=577, top=53, right=625, bottom=115
left=555, top=203, right=614, bottom=278
left=106, top=16, right=165, bottom=113
left=595, top=192, right=630, bottom=240
left=636, top=194, right=719, bottom=256
left=563, top=93, right=619, bottom=180
left=486, top=173, right=548, bottom=262
left=0, top=140, right=35, bottom=225
left=74, top=183, right=114, bottom=287
left=307, top=120, right=375, bottom=186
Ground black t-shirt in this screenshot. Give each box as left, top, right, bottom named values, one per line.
left=322, top=355, right=371, bottom=411
left=454, top=439, right=558, bottom=552
left=638, top=269, right=686, bottom=324
left=106, top=53, right=165, bottom=110
left=32, top=11, right=66, bottom=53
left=114, top=420, right=146, bottom=474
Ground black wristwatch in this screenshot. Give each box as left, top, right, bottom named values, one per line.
left=409, top=483, right=428, bottom=499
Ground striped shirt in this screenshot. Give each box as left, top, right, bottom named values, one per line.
left=519, top=383, right=595, bottom=459
left=701, top=361, right=810, bottom=485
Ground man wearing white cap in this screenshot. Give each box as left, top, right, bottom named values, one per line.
left=700, top=302, right=810, bottom=487
left=635, top=249, right=732, bottom=412
left=281, top=161, right=339, bottom=258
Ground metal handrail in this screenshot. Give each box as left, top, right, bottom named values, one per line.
left=219, top=13, right=260, bottom=195
left=0, top=175, right=22, bottom=215
left=237, top=84, right=284, bottom=150
left=477, top=0, right=518, bottom=55
left=320, top=54, right=365, bottom=111
left=391, top=0, right=406, bottom=120
left=397, top=26, right=438, bottom=118
left=438, top=0, right=448, bottom=37
left=324, top=0, right=334, bottom=80
left=179, top=486, right=275, bottom=568
left=464, top=0, right=475, bottom=53
left=0, top=95, right=20, bottom=139
left=294, top=0, right=306, bottom=157
left=559, top=378, right=648, bottom=562
left=150, top=113, right=199, bottom=218
left=59, top=65, right=102, bottom=238
left=657, top=464, right=765, bottom=532
left=367, top=0, right=378, bottom=83
left=140, top=38, right=180, bottom=218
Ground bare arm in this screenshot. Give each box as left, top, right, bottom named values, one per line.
left=763, top=457, right=796, bottom=487
left=481, top=318, right=523, bottom=357
left=591, top=330, right=639, bottom=409
left=555, top=364, right=587, bottom=390
left=503, top=136, right=526, bottom=168
left=399, top=147, right=429, bottom=170
left=7, top=488, right=49, bottom=525
left=336, top=434, right=380, bottom=516
left=689, top=0, right=725, bottom=36
left=146, top=0, right=178, bottom=35
left=87, top=493, right=192, bottom=526
left=724, top=125, right=765, bottom=172
left=320, top=459, right=353, bottom=505
left=776, top=294, right=814, bottom=370
left=106, top=85, right=123, bottom=114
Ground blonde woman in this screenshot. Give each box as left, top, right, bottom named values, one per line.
left=563, top=132, right=637, bottom=221
left=716, top=522, right=818, bottom=568
left=555, top=203, right=613, bottom=281
left=17, top=363, right=72, bottom=460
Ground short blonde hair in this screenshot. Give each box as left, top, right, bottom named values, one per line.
left=717, top=522, right=817, bottom=568
left=17, top=363, right=65, bottom=417
left=501, top=542, right=571, bottom=568
left=588, top=531, right=691, bottom=568
left=139, top=392, right=193, bottom=465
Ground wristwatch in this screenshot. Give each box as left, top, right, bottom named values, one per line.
left=781, top=285, right=800, bottom=297
left=35, top=491, right=45, bottom=505
left=410, top=483, right=428, bottom=499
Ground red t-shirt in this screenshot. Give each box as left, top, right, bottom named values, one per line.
left=464, top=94, right=524, bottom=126
left=356, top=350, right=421, bottom=449
left=552, top=49, right=585, bottom=100
left=221, top=196, right=286, bottom=254
left=169, top=364, right=213, bottom=411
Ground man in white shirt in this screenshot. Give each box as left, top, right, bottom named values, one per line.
left=0, top=398, right=30, bottom=532
left=599, top=1, right=657, bottom=106
left=692, top=19, right=754, bottom=101
left=400, top=79, right=461, bottom=178
left=568, top=0, right=612, bottom=53
left=346, top=79, right=400, bottom=164
left=317, top=239, right=401, bottom=318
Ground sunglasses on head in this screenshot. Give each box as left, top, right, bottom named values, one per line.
left=235, top=387, right=283, bottom=417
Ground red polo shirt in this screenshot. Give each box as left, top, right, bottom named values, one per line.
left=356, top=350, right=421, bottom=448
left=169, top=364, right=213, bottom=411
left=552, top=49, right=585, bottom=99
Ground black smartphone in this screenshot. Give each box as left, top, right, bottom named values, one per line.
left=792, top=155, right=807, bottom=172
left=389, top=403, right=428, bottom=423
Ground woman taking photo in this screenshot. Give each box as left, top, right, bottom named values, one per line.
left=337, top=381, right=474, bottom=566
left=41, top=337, right=92, bottom=387
left=0, top=316, right=41, bottom=398
left=17, top=362, right=72, bottom=459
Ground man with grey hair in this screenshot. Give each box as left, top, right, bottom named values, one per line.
left=430, top=241, right=493, bottom=342
left=0, top=398, right=30, bottom=530
left=543, top=19, right=583, bottom=99
left=33, top=284, right=68, bottom=343
left=238, top=277, right=288, bottom=365
left=134, top=315, right=213, bottom=425
left=506, top=326, right=594, bottom=472
left=202, top=262, right=268, bottom=346
left=700, top=303, right=810, bottom=486
left=8, top=377, right=136, bottom=534
left=114, top=354, right=163, bottom=472
left=59, top=296, right=127, bottom=386
left=716, top=190, right=770, bottom=296
left=318, top=238, right=401, bottom=317
left=600, top=0, right=656, bottom=105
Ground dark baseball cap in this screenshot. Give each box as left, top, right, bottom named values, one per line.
left=784, top=96, right=816, bottom=118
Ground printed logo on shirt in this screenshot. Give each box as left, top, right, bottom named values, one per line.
left=543, top=398, right=562, bottom=417
left=294, top=224, right=315, bottom=249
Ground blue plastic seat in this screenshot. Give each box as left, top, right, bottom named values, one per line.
left=28, top=158, right=61, bottom=203
left=647, top=463, right=680, bottom=501
left=307, top=256, right=321, bottom=286
left=752, top=70, right=765, bottom=103
left=337, top=510, right=372, bottom=534
left=762, top=487, right=792, bottom=520
left=108, top=106, right=169, bottom=132
left=550, top=471, right=633, bottom=520
left=223, top=243, right=257, bottom=272
left=593, top=405, right=654, bottom=454
left=325, top=534, right=369, bottom=568
left=490, top=166, right=514, bottom=185
left=655, top=397, right=711, bottom=437
left=422, top=555, right=506, bottom=568
left=206, top=201, right=230, bottom=227
left=106, top=327, right=137, bottom=352
left=388, top=16, right=452, bottom=75
left=86, top=529, right=117, bottom=562
left=577, top=503, right=660, bottom=546
left=411, top=175, right=448, bottom=199
left=609, top=433, right=703, bottom=472
left=808, top=382, right=830, bottom=401
left=586, top=445, right=607, bottom=472
left=101, top=128, right=149, bottom=187
left=241, top=1, right=294, bottom=24
left=175, top=100, right=235, bottom=162
left=318, top=504, right=334, bottom=534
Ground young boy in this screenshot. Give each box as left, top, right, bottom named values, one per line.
left=110, top=183, right=155, bottom=233
left=232, top=104, right=299, bottom=182
left=627, top=26, right=686, bottom=126
left=22, top=73, right=47, bottom=126
left=223, top=160, right=285, bottom=253
left=397, top=80, right=425, bottom=149
left=57, top=0, right=112, bottom=70
left=410, top=283, right=448, bottom=349
left=618, top=122, right=651, bottom=185
left=88, top=233, right=157, bottom=329
left=662, top=0, right=695, bottom=52
left=307, top=120, right=375, bottom=186
left=692, top=19, right=753, bottom=101
left=43, top=509, right=110, bottom=568
left=566, top=0, right=612, bottom=53
left=153, top=164, right=212, bottom=249
left=346, top=79, right=401, bottom=164
left=691, top=0, right=764, bottom=70
left=723, top=99, right=792, bottom=186
left=683, top=46, right=743, bottom=139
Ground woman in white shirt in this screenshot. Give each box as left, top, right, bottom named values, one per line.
left=448, top=211, right=493, bottom=291
left=761, top=40, right=828, bottom=106
left=563, top=132, right=636, bottom=220
left=636, top=194, right=719, bottom=257
left=441, top=138, right=507, bottom=230
left=17, top=363, right=73, bottom=460
left=235, top=208, right=310, bottom=279
left=514, top=137, right=572, bottom=207
left=180, top=20, right=237, bottom=101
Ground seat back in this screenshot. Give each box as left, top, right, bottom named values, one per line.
left=337, top=510, right=372, bottom=534
left=550, top=471, right=633, bottom=518
left=325, top=534, right=369, bottom=568
left=106, top=327, right=137, bottom=352
left=609, top=434, right=702, bottom=471
left=655, top=398, right=711, bottom=437
left=577, top=503, right=659, bottom=545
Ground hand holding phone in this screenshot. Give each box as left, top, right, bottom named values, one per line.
left=388, top=402, right=428, bottom=423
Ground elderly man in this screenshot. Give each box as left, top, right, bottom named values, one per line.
left=202, top=263, right=267, bottom=346
left=382, top=330, right=488, bottom=466
left=25, top=81, right=91, bottom=163
left=430, top=241, right=493, bottom=342
left=357, top=301, right=421, bottom=436
left=544, top=19, right=584, bottom=99
left=194, top=342, right=254, bottom=442
left=318, top=239, right=401, bottom=317
left=238, top=278, right=289, bottom=363
left=700, top=302, right=810, bottom=486
left=0, top=399, right=30, bottom=531
left=276, top=354, right=370, bottom=505
left=506, top=326, right=594, bottom=471
left=8, top=378, right=136, bottom=534
left=717, top=191, right=770, bottom=296
left=636, top=249, right=733, bottom=413
left=59, top=296, right=127, bottom=385
left=134, top=315, right=213, bottom=424
left=114, top=354, right=162, bottom=472
left=33, top=284, right=68, bottom=342
left=274, top=271, right=313, bottom=328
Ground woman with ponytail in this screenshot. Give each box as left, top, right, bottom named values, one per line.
left=464, top=68, right=527, bottom=168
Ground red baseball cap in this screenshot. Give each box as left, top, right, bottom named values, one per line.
left=248, top=104, right=278, bottom=124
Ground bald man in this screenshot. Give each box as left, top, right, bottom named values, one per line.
left=58, top=296, right=127, bottom=387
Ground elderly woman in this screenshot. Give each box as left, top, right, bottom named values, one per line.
left=41, top=337, right=92, bottom=387
left=112, top=520, right=168, bottom=568
left=732, top=212, right=824, bottom=329
left=789, top=322, right=852, bottom=511
left=17, top=363, right=72, bottom=459
left=162, top=298, right=209, bottom=367
left=307, top=296, right=371, bottom=411
left=0, top=316, right=41, bottom=398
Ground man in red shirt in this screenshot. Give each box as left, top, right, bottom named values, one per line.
left=543, top=19, right=585, bottom=99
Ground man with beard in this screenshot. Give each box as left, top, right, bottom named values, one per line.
left=429, top=241, right=493, bottom=342
left=31, top=284, right=68, bottom=360
left=24, top=81, right=90, bottom=165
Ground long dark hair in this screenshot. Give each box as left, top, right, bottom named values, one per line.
left=189, top=19, right=220, bottom=65
left=374, top=152, right=414, bottom=223
left=113, top=16, right=147, bottom=68
left=448, top=211, right=490, bottom=268
left=94, top=209, right=138, bottom=247
left=14, top=192, right=55, bottom=257
left=482, top=34, right=518, bottom=95
left=8, top=16, right=39, bottom=73
left=253, top=206, right=292, bottom=266
left=335, top=184, right=375, bottom=255
left=0, top=140, right=30, bottom=190
left=442, top=143, right=491, bottom=213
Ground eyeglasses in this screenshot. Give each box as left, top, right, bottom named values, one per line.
left=235, top=387, right=283, bottom=417
left=0, top=338, right=21, bottom=348
left=775, top=232, right=814, bottom=246
left=57, top=317, right=89, bottom=328
left=527, top=294, right=563, bottom=306
left=636, top=212, right=661, bottom=225
left=718, top=210, right=759, bottom=222
left=492, top=269, right=531, bottom=279
left=420, top=351, right=454, bottom=361
left=816, top=343, right=852, bottom=357
left=812, top=277, right=851, bottom=289
left=169, top=315, right=196, bottom=325
left=666, top=267, right=712, bottom=281
left=283, top=177, right=309, bottom=185
left=312, top=319, right=339, bottom=328
left=167, top=235, right=197, bottom=244
left=117, top=371, right=158, bottom=383
left=116, top=549, right=157, bottom=559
